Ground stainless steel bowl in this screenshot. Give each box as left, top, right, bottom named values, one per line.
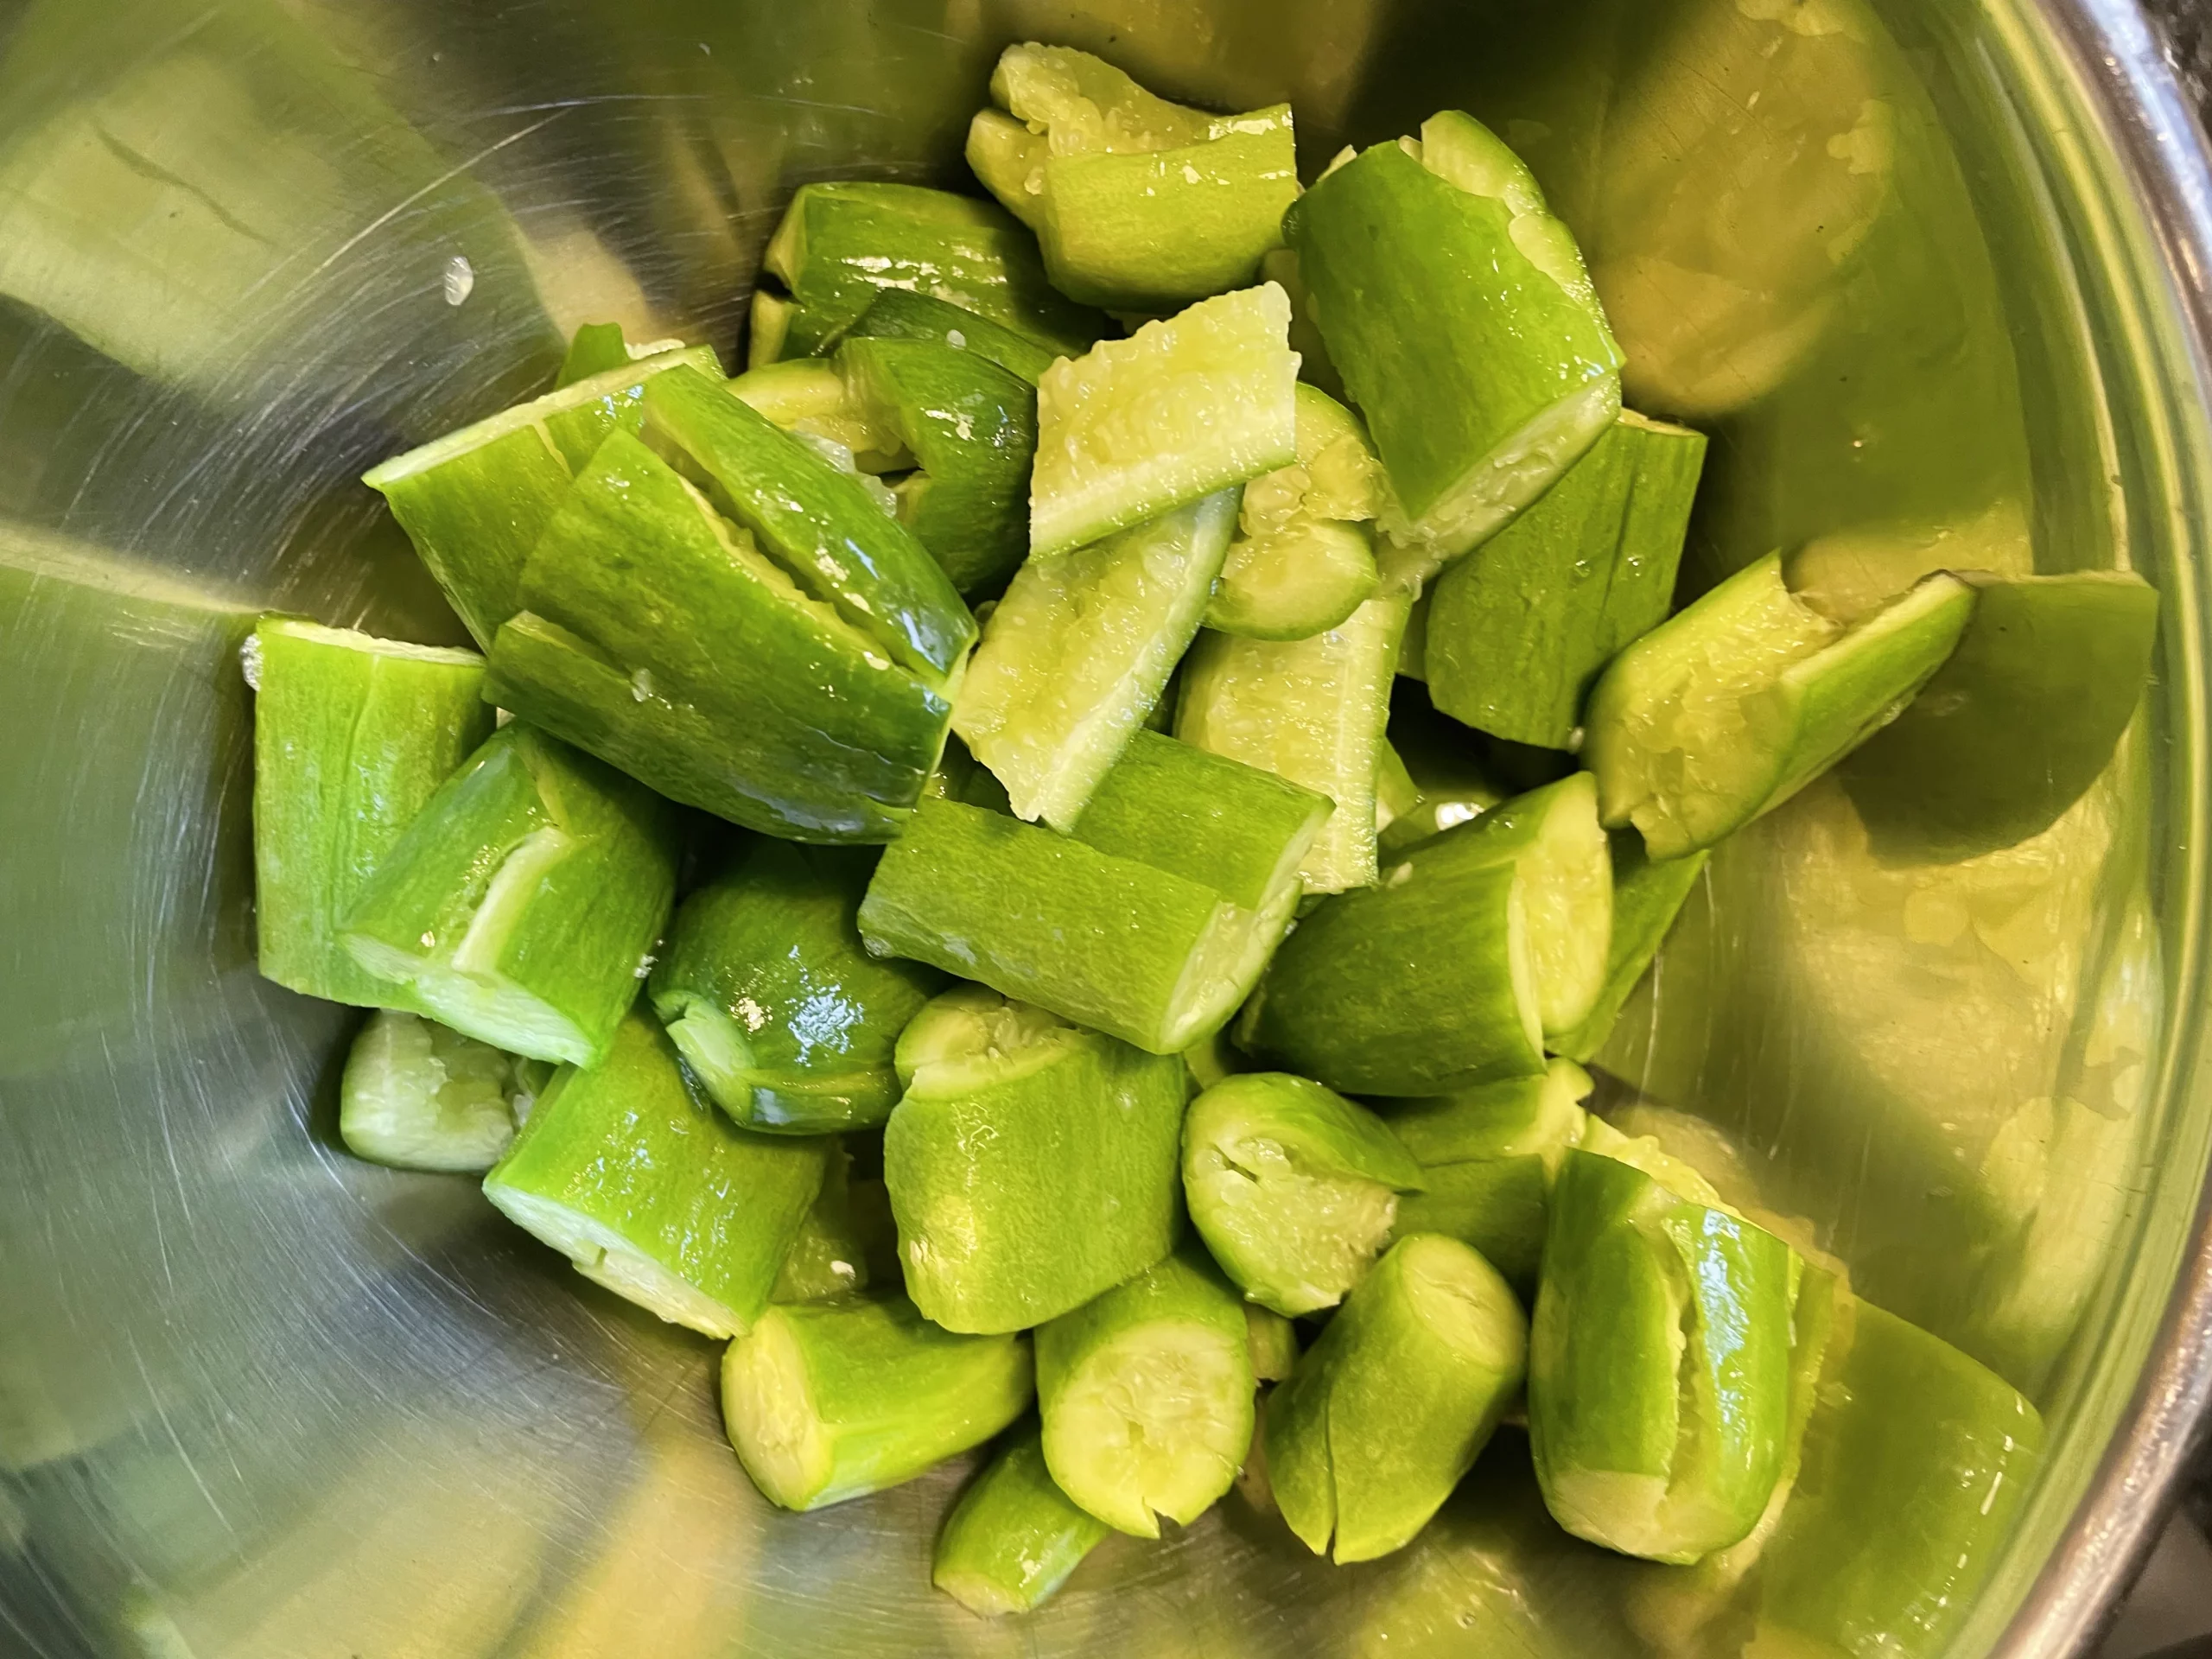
left=1, top=1, right=2209, bottom=1654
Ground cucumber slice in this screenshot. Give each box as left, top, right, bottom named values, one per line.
left=753, top=180, right=1103, bottom=365
left=362, top=345, right=722, bottom=647
left=648, top=842, right=944, bottom=1134
left=933, top=1423, right=1110, bottom=1617
left=484, top=1012, right=829, bottom=1338
left=1177, top=594, right=1412, bottom=893
left=1265, top=1233, right=1527, bottom=1563
left=843, top=289, right=1059, bottom=385
left=1548, top=836, right=1710, bottom=1064
left=338, top=1008, right=542, bottom=1173
left=720, top=1290, right=1033, bottom=1511
left=725, top=359, right=912, bottom=473
left=1182, top=1073, right=1425, bottom=1317
left=1528, top=1149, right=1798, bottom=1564
left=772, top=1147, right=893, bottom=1305
left=250, top=619, right=493, bottom=1007
left=1425, top=410, right=1707, bottom=748
left=1246, top=1306, right=1300, bottom=1382
left=1288, top=112, right=1622, bottom=586
left=1584, top=553, right=1977, bottom=859
left=886, top=986, right=1185, bottom=1332
left=957, top=489, right=1238, bottom=829
left=1029, top=285, right=1297, bottom=560
left=1836, top=570, right=2158, bottom=862
left=487, top=432, right=954, bottom=840
left=1205, top=385, right=1383, bottom=639
left=1035, top=1243, right=1254, bottom=1537
left=339, top=724, right=683, bottom=1067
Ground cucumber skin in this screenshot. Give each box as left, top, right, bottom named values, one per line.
left=933, top=1424, right=1109, bottom=1616
left=251, top=621, right=493, bottom=1007
left=845, top=289, right=1058, bottom=385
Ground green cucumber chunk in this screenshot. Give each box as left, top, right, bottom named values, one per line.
left=648, top=841, right=944, bottom=1133
left=963, top=108, right=1047, bottom=228
left=1246, top=1306, right=1300, bottom=1382
left=1837, top=570, right=2158, bottom=862
left=1265, top=1233, right=1527, bottom=1563
left=483, top=1012, right=829, bottom=1339
left=338, top=724, right=683, bottom=1068
left=933, top=1421, right=1110, bottom=1617
left=1030, top=285, right=1297, bottom=560
left=957, top=489, right=1238, bottom=829
left=724, top=358, right=912, bottom=473
left=486, top=430, right=953, bottom=841
left=362, top=344, right=721, bottom=647
left=1183, top=1072, right=1425, bottom=1317
left=886, top=985, right=1185, bottom=1333
left=845, top=289, right=1059, bottom=385
left=1425, top=410, right=1707, bottom=748
left=1206, top=385, right=1384, bottom=640
left=721, top=1290, right=1033, bottom=1511
left=752, top=180, right=1103, bottom=366
left=1585, top=552, right=1977, bottom=858
left=1548, top=836, right=1709, bottom=1064
left=1178, top=594, right=1412, bottom=893
left=772, top=1147, right=894, bottom=1305
left=338, top=1008, right=546, bottom=1173
left=249, top=618, right=493, bottom=1007
left=1528, top=1149, right=1798, bottom=1564
left=1036, top=1243, right=1254, bottom=1537
left=555, top=323, right=630, bottom=389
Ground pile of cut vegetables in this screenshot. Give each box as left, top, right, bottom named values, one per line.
left=249, top=44, right=2159, bottom=1624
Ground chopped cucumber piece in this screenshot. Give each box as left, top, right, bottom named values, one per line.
left=338, top=1008, right=544, bottom=1173
left=1528, top=1149, right=1798, bottom=1564
left=1206, top=385, right=1383, bottom=639
left=486, top=431, right=954, bottom=840
left=957, top=490, right=1239, bottom=829
left=339, top=724, right=682, bottom=1068
left=837, top=336, right=1037, bottom=596
left=933, top=1422, right=1110, bottom=1617
left=1265, top=1233, right=1527, bottom=1563
left=772, top=1147, right=893, bottom=1305
left=1246, top=1306, right=1300, bottom=1382
left=555, top=323, right=632, bottom=389
left=1425, top=411, right=1707, bottom=747
left=250, top=618, right=493, bottom=1007
left=747, top=288, right=794, bottom=368
left=1288, top=111, right=1622, bottom=586
left=362, top=345, right=722, bottom=647
left=1029, top=286, right=1297, bottom=559
left=988, top=43, right=1220, bottom=155
left=1584, top=553, right=1977, bottom=859
left=1178, top=594, right=1412, bottom=892
left=1441, top=772, right=1612, bottom=1036
left=725, top=359, right=912, bottom=473
left=963, top=108, right=1047, bottom=227
left=721, top=1290, right=1033, bottom=1511
left=1837, top=570, right=2158, bottom=862
left=886, top=985, right=1185, bottom=1332
left=753, top=181, right=1103, bottom=365
left=1183, top=1072, right=1425, bottom=1317
left=845, top=289, right=1059, bottom=385
left=1036, top=1243, right=1254, bottom=1537
left=484, top=1012, right=828, bottom=1338
left=1548, top=836, right=1709, bottom=1064
left=648, top=842, right=944, bottom=1133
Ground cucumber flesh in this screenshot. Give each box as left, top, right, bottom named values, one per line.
left=964, top=108, right=1047, bottom=229
left=988, top=44, right=1218, bottom=153
left=1548, top=836, right=1710, bottom=1065
left=1446, top=772, right=1613, bottom=1037
left=932, top=1424, right=1110, bottom=1617
left=338, top=1008, right=538, bottom=1173
left=726, top=359, right=912, bottom=473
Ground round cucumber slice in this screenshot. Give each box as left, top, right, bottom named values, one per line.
left=1206, top=385, right=1383, bottom=639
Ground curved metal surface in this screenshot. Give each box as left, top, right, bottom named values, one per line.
left=0, top=2, right=2205, bottom=1656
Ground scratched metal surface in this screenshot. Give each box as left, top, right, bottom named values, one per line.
left=0, top=1, right=2208, bottom=1656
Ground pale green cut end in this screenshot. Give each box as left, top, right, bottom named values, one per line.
left=1395, top=1233, right=1529, bottom=1375
left=734, top=358, right=911, bottom=470
left=1517, top=773, right=1614, bottom=1037
left=339, top=1008, right=520, bottom=1173
left=253, top=616, right=486, bottom=669
left=1191, top=1135, right=1402, bottom=1317
left=1160, top=879, right=1299, bottom=1052
left=1410, top=111, right=1611, bottom=323
left=989, top=42, right=1217, bottom=155
left=721, top=1309, right=834, bottom=1509
left=660, top=996, right=754, bottom=1111
left=345, top=933, right=596, bottom=1068
left=1578, top=1116, right=1732, bottom=1212
left=748, top=288, right=794, bottom=369
left=1544, top=1469, right=1695, bottom=1564
left=482, top=1182, right=747, bottom=1338
left=966, top=109, right=1046, bottom=226
left=893, top=985, right=1079, bottom=1096
left=1048, top=1321, right=1252, bottom=1537
left=932, top=1567, right=1027, bottom=1619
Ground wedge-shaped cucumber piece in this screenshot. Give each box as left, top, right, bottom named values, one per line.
left=486, top=430, right=955, bottom=840
left=752, top=181, right=1103, bottom=366
left=837, top=337, right=1037, bottom=597
left=484, top=1012, right=828, bottom=1338
left=1031, top=286, right=1297, bottom=560
left=724, top=359, right=911, bottom=473
left=1246, top=1306, right=1300, bottom=1383
left=1548, top=836, right=1709, bottom=1065
left=1266, top=1233, right=1527, bottom=1563
left=1178, top=594, right=1412, bottom=892
left=1184, top=1074, right=1424, bottom=1317
left=649, top=842, right=944, bottom=1134
left=339, top=1008, right=549, bottom=1173
left=934, top=1421, right=1110, bottom=1617
left=1426, top=412, right=1707, bottom=747
left=844, top=289, right=1059, bottom=385
left=1586, top=553, right=1977, bottom=860
left=772, top=1147, right=893, bottom=1305
left=338, top=724, right=681, bottom=1067
left=721, top=1289, right=1033, bottom=1510
left=886, top=987, right=1185, bottom=1332
left=1529, top=1149, right=1798, bottom=1564
left=250, top=619, right=493, bottom=1007
left=1206, top=385, right=1383, bottom=640
left=1838, top=569, right=2158, bottom=862
left=1036, top=1243, right=1254, bottom=1537
left=363, top=345, right=722, bottom=647
left=1385, top=1059, right=1593, bottom=1290
left=1290, top=111, right=1623, bottom=587
left=957, top=490, right=1239, bottom=828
